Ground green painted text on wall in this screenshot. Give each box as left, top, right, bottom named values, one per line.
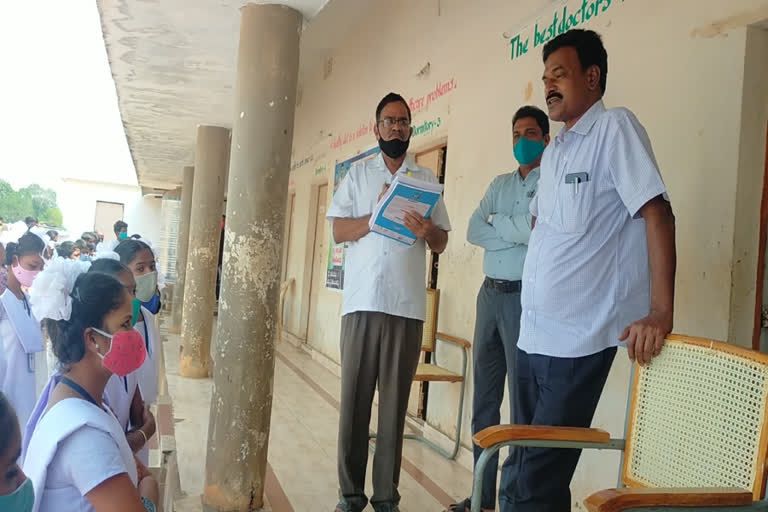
left=509, top=0, right=625, bottom=61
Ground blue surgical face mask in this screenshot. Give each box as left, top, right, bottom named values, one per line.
left=0, top=477, right=35, bottom=512
left=513, top=136, right=546, bottom=165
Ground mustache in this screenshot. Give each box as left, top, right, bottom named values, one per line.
left=547, top=91, right=563, bottom=101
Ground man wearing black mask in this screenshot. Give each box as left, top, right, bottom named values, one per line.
left=326, top=92, right=451, bottom=512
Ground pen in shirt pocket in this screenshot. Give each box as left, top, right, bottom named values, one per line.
left=565, top=172, right=589, bottom=195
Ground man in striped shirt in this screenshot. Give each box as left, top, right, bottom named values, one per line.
left=502, top=29, right=677, bottom=512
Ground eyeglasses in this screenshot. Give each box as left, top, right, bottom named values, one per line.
left=378, top=117, right=410, bottom=129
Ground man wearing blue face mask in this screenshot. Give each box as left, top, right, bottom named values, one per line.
left=452, top=106, right=548, bottom=512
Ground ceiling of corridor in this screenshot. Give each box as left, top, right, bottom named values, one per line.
left=97, top=0, right=369, bottom=190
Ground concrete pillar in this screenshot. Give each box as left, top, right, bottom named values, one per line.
left=169, top=165, right=195, bottom=334
left=178, top=128, right=229, bottom=378
left=202, top=4, right=301, bottom=511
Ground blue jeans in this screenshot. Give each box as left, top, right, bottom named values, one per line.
left=471, top=280, right=522, bottom=510
left=499, top=347, right=617, bottom=512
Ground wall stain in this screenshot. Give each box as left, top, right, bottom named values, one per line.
left=691, top=6, right=768, bottom=38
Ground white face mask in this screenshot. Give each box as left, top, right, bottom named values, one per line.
left=134, top=271, right=157, bottom=302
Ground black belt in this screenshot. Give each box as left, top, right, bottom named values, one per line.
left=484, top=277, right=522, bottom=293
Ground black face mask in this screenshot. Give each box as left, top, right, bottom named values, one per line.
left=378, top=136, right=410, bottom=159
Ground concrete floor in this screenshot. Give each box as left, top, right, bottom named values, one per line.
left=162, top=317, right=474, bottom=511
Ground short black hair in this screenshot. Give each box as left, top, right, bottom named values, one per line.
left=543, top=29, right=608, bottom=94
left=0, top=216, right=4, bottom=222
left=512, top=105, right=550, bottom=136
left=376, top=92, right=411, bottom=123
left=56, top=241, right=75, bottom=258
left=114, top=220, right=128, bottom=234
left=47, top=230, right=58, bottom=239
left=44, top=272, right=126, bottom=368
left=4, top=231, right=45, bottom=266
left=24, top=216, right=37, bottom=225
left=115, top=239, right=153, bottom=266
left=73, top=239, right=88, bottom=251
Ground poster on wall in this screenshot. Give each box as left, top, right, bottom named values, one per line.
left=326, top=146, right=381, bottom=290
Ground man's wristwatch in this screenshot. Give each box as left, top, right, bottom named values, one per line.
left=487, top=214, right=495, bottom=224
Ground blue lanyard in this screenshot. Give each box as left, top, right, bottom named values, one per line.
left=60, top=376, right=99, bottom=407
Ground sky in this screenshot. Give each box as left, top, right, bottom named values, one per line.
left=0, top=0, right=138, bottom=192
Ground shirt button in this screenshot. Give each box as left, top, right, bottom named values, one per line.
left=527, top=311, right=533, bottom=317
left=528, top=278, right=534, bottom=283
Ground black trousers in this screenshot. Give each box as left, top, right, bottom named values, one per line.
left=499, top=347, right=617, bottom=512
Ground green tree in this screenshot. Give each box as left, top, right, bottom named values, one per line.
left=0, top=181, right=63, bottom=226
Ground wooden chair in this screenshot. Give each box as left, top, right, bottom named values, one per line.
left=471, top=335, right=768, bottom=511
left=370, top=288, right=471, bottom=459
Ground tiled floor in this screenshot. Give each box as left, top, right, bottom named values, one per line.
left=163, top=319, right=473, bottom=511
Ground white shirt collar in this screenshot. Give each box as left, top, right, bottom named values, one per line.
left=555, top=99, right=606, bottom=143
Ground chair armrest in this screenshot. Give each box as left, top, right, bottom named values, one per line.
left=473, top=424, right=610, bottom=449
left=435, top=331, right=471, bottom=349
left=584, top=487, right=753, bottom=512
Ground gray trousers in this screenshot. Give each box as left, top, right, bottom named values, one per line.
left=472, top=280, right=522, bottom=509
left=337, top=311, right=423, bottom=511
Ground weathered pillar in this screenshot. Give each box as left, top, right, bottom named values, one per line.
left=169, top=165, right=195, bottom=334
left=202, top=4, right=301, bottom=511
left=178, top=128, right=229, bottom=378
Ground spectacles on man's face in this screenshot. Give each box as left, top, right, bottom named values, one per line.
left=378, top=117, right=411, bottom=130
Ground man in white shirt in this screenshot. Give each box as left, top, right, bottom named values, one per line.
left=96, top=221, right=128, bottom=253
left=502, top=29, right=676, bottom=512
left=326, top=92, right=451, bottom=512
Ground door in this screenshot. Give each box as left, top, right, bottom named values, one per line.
left=415, top=145, right=446, bottom=290
left=758, top=122, right=768, bottom=351
left=307, top=185, right=329, bottom=348
left=94, top=201, right=124, bottom=240
left=412, top=144, right=447, bottom=419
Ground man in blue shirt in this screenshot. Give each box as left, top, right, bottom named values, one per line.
left=506, top=29, right=676, bottom=512
left=449, top=106, right=549, bottom=512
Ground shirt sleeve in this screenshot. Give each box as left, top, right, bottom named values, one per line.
left=326, top=170, right=355, bottom=220
left=56, top=426, right=128, bottom=495
left=492, top=212, right=533, bottom=245
left=467, top=177, right=514, bottom=251
left=608, top=112, right=668, bottom=217
left=430, top=195, right=451, bottom=232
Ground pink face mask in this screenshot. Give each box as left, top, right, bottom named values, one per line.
left=12, top=262, right=40, bottom=288
left=91, top=328, right=146, bottom=377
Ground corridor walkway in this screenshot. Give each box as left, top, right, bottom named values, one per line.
left=162, top=317, right=473, bottom=511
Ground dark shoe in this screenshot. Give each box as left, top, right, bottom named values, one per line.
left=335, top=499, right=365, bottom=512
left=372, top=503, right=400, bottom=512
left=444, top=497, right=471, bottom=512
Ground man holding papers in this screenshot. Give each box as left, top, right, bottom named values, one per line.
left=326, top=92, right=451, bottom=512
left=449, top=106, right=548, bottom=512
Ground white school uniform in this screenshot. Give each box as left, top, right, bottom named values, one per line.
left=23, top=398, right=137, bottom=512
left=135, top=306, right=159, bottom=405
left=0, top=288, right=45, bottom=431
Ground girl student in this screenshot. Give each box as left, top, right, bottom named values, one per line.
left=0, top=391, right=34, bottom=511
left=24, top=265, right=159, bottom=512
left=114, top=240, right=160, bottom=410
left=89, top=257, right=156, bottom=465
left=0, top=232, right=46, bottom=431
